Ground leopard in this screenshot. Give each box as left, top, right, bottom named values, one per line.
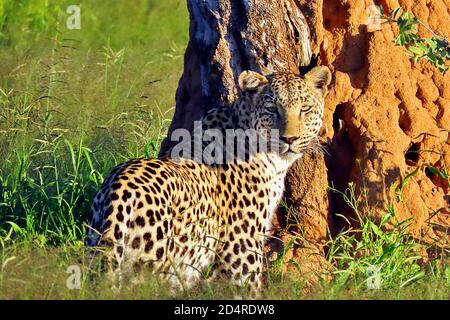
left=86, top=66, right=332, bottom=296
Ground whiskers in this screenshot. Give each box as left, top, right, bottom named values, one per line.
left=303, top=136, right=329, bottom=157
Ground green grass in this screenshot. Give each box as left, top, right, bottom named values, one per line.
left=0, top=0, right=448, bottom=300
left=0, top=0, right=187, bottom=244
left=0, top=207, right=448, bottom=299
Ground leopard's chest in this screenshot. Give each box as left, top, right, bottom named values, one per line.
left=264, top=174, right=286, bottom=235
left=223, top=156, right=287, bottom=237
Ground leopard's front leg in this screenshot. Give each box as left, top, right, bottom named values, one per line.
left=211, top=237, right=265, bottom=298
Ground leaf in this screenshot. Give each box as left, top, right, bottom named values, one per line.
left=427, top=51, right=438, bottom=64
left=1, top=256, right=16, bottom=269
left=391, top=7, right=403, bottom=20
left=402, top=11, right=416, bottom=23
left=401, top=167, right=420, bottom=189
left=370, top=222, right=385, bottom=239
left=5, top=221, right=25, bottom=236
left=272, top=237, right=297, bottom=270
left=380, top=211, right=394, bottom=226
left=395, top=33, right=406, bottom=46
left=424, top=38, right=438, bottom=51
left=400, top=271, right=425, bottom=288
left=426, top=165, right=449, bottom=180
left=408, top=46, right=425, bottom=56
left=413, top=55, right=423, bottom=63
left=407, top=33, right=420, bottom=43
left=397, top=167, right=420, bottom=201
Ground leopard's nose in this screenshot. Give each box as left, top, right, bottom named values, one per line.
left=280, top=136, right=296, bottom=144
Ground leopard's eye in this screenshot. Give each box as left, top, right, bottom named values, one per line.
left=302, top=105, right=314, bottom=113
left=266, top=105, right=278, bottom=114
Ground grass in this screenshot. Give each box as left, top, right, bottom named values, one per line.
left=0, top=203, right=448, bottom=299
left=0, top=0, right=448, bottom=300
left=326, top=184, right=448, bottom=297
left=0, top=0, right=187, bottom=244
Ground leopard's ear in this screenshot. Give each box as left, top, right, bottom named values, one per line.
left=304, top=66, right=331, bottom=95
left=238, top=71, right=269, bottom=92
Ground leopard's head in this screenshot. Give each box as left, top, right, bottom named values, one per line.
left=238, top=66, right=331, bottom=161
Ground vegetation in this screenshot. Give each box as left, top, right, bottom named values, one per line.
left=1, top=185, right=448, bottom=299
left=381, top=7, right=450, bottom=73
left=0, top=1, right=448, bottom=299
left=0, top=0, right=187, bottom=244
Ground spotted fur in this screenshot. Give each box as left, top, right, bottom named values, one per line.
left=86, top=66, right=332, bottom=295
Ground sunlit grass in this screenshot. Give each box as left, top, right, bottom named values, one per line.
left=1, top=183, right=447, bottom=299
left=0, top=220, right=448, bottom=300
left=0, top=0, right=186, bottom=243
